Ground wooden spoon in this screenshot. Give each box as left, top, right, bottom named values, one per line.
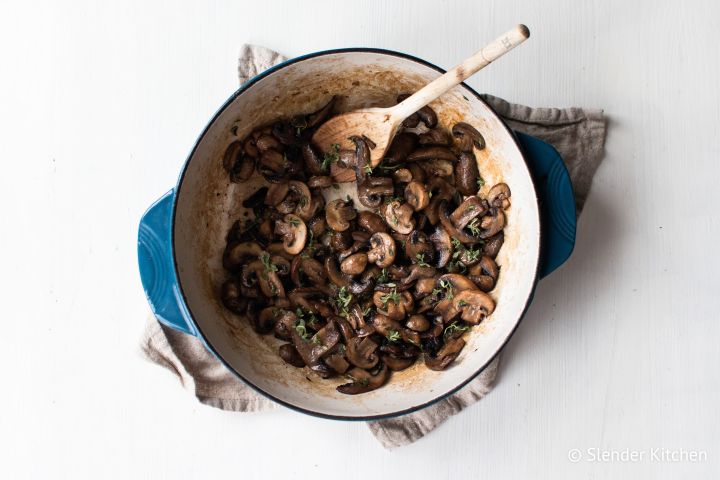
left=313, top=24, right=530, bottom=167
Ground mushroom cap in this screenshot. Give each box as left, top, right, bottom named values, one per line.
left=488, top=183, right=512, bottom=209
left=275, top=214, right=307, bottom=255
left=325, top=198, right=357, bottom=232
left=452, top=122, right=485, bottom=152
left=366, top=232, right=396, bottom=268
left=404, top=181, right=430, bottom=212
left=357, top=211, right=388, bottom=234
left=455, top=151, right=480, bottom=195
left=340, top=253, right=368, bottom=276
left=357, top=176, right=393, bottom=208
left=383, top=200, right=415, bottom=234
left=452, top=289, right=495, bottom=324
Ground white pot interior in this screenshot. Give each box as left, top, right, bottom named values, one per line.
left=173, top=50, right=540, bottom=418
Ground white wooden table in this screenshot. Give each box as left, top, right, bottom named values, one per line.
left=1, top=0, right=718, bottom=478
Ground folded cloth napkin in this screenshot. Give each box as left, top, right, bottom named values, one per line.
left=140, top=44, right=607, bottom=449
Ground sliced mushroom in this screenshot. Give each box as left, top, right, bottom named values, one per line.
left=450, top=196, right=488, bottom=230
left=257, top=149, right=288, bottom=183
left=469, top=255, right=499, bottom=292
left=341, top=253, right=368, bottom=276
left=404, top=181, right=430, bottom=211
left=383, top=200, right=415, bottom=234
left=433, top=273, right=478, bottom=322
left=416, top=105, right=438, bottom=128
left=301, top=143, right=325, bottom=175
left=350, top=135, right=372, bottom=182
left=401, top=263, right=437, bottom=286
left=279, top=343, right=305, bottom=367
left=367, top=232, right=396, bottom=268
left=324, top=351, right=350, bottom=374
left=242, top=259, right=286, bottom=299
left=418, top=128, right=451, bottom=146
left=220, top=277, right=247, bottom=314
left=406, top=314, right=431, bottom=332
left=325, top=198, right=356, bottom=232
left=439, top=200, right=481, bottom=245
left=452, top=289, right=495, bottom=324
left=420, top=159, right=454, bottom=178
left=357, top=176, right=393, bottom=208
left=357, top=211, right=388, bottom=234
left=274, top=214, right=307, bottom=255
left=392, top=168, right=413, bottom=184
left=455, top=151, right=480, bottom=195
left=429, top=226, right=452, bottom=268
left=479, top=207, right=506, bottom=239
left=488, top=183, right=511, bottom=209
left=255, top=134, right=281, bottom=152
left=288, top=181, right=313, bottom=220
left=452, top=122, right=485, bottom=152
left=336, top=363, right=389, bottom=395
left=265, top=182, right=289, bottom=206
left=308, top=175, right=333, bottom=189
left=373, top=291, right=414, bottom=321
left=483, top=231, right=505, bottom=259
left=384, top=131, right=419, bottom=165
left=222, top=141, right=243, bottom=173
left=414, top=276, right=439, bottom=299
left=404, top=230, right=435, bottom=265
left=223, top=241, right=263, bottom=271
left=425, top=178, right=454, bottom=225
left=407, top=146, right=457, bottom=162
left=345, top=336, right=379, bottom=369
left=424, top=336, right=466, bottom=371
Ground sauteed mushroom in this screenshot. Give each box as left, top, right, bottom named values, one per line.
left=218, top=106, right=510, bottom=394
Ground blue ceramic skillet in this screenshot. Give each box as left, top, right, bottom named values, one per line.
left=138, top=49, right=575, bottom=420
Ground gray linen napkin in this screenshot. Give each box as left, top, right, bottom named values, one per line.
left=140, top=44, right=607, bottom=449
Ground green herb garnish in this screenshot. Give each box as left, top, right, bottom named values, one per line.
left=259, top=252, right=278, bottom=273
left=386, top=330, right=401, bottom=343
left=416, top=253, right=431, bottom=267
left=467, top=218, right=482, bottom=236
left=380, top=288, right=401, bottom=306
left=477, top=177, right=485, bottom=190
left=320, top=143, right=341, bottom=172
left=444, top=321, right=470, bottom=338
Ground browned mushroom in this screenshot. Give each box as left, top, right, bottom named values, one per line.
left=256, top=134, right=281, bottom=152
left=488, top=183, right=511, bottom=209
left=383, top=200, right=415, bottom=234
left=483, top=231, right=505, bottom=259
left=366, top=232, right=396, bottom=268
left=357, top=176, right=393, bottom=208
left=404, top=181, right=430, bottom=211
left=407, top=146, right=457, bottom=162
left=469, top=255, right=499, bottom=292
left=325, top=198, right=356, bottom=232
left=424, top=336, right=466, bottom=371
left=433, top=273, right=478, bottom=322
left=404, top=230, right=435, bottom=266
left=450, top=196, right=488, bottom=230
left=455, top=151, right=480, bottom=195
left=439, top=201, right=481, bottom=245
left=279, top=343, right=305, bottom=367
left=337, top=363, right=389, bottom=395
left=419, top=128, right=451, bottom=146
left=274, top=214, right=307, bottom=255
left=479, top=207, right=506, bottom=239
left=452, top=289, right=495, bottom=324
left=350, top=135, right=372, bottom=183
left=242, top=257, right=286, bottom=299
left=223, top=241, right=263, bottom=272
left=452, top=122, right=485, bottom=152
left=220, top=277, right=247, bottom=314
left=429, top=227, right=452, bottom=268
left=406, top=314, right=431, bottom=332
left=301, top=143, right=325, bottom=175
left=373, top=290, right=414, bottom=321
left=308, top=175, right=333, bottom=189
left=341, top=253, right=368, bottom=276
left=357, top=211, right=388, bottom=233
left=257, top=149, right=288, bottom=183
left=383, top=131, right=418, bottom=165
left=345, top=336, right=379, bottom=369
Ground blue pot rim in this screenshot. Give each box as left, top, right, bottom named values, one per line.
left=170, top=47, right=542, bottom=421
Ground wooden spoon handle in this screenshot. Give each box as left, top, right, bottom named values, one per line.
left=391, top=24, right=530, bottom=121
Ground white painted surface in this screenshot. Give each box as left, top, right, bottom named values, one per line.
left=0, top=0, right=717, bottom=478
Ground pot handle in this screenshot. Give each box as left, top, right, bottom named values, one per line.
left=515, top=132, right=577, bottom=278
left=137, top=189, right=197, bottom=335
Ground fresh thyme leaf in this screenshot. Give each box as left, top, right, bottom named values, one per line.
left=377, top=268, right=390, bottom=283
left=444, top=321, right=470, bottom=338
left=320, top=143, right=340, bottom=172
left=259, top=252, right=278, bottom=273
left=380, top=288, right=401, bottom=306
left=363, top=164, right=373, bottom=175
left=288, top=217, right=302, bottom=227
left=467, top=218, right=482, bottom=236
left=294, top=318, right=311, bottom=340
left=416, top=253, right=430, bottom=267
left=335, top=286, right=353, bottom=318
left=458, top=299, right=468, bottom=307
left=311, top=336, right=323, bottom=346
left=357, top=378, right=369, bottom=387
left=439, top=279, right=455, bottom=300
left=386, top=330, right=401, bottom=343
left=477, top=176, right=485, bottom=190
